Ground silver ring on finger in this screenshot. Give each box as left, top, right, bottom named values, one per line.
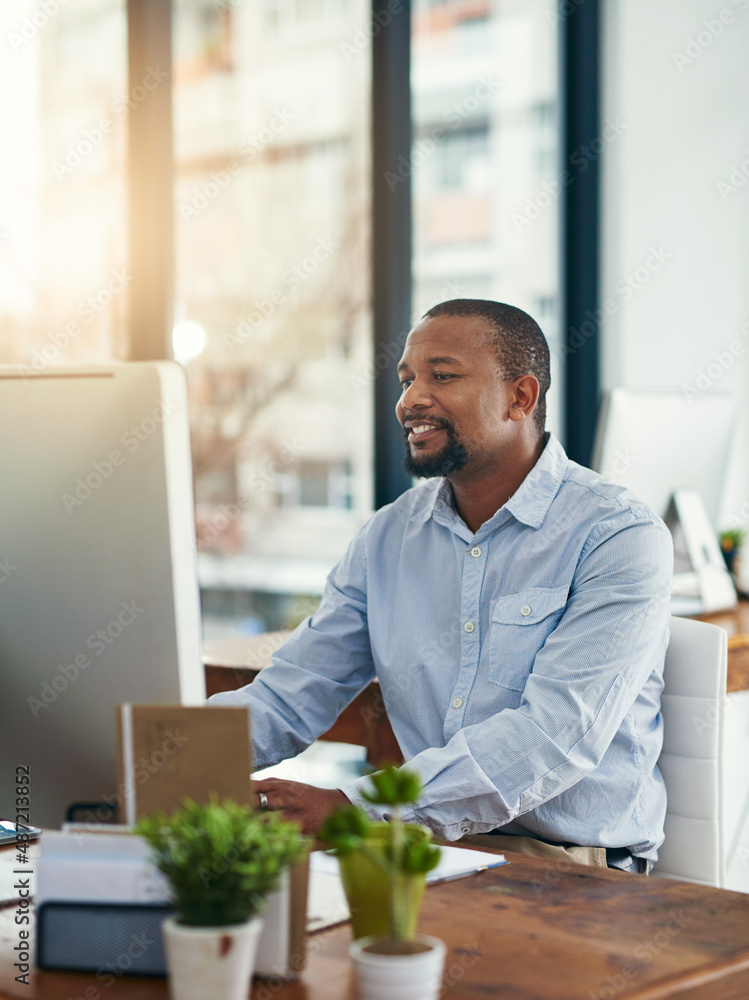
left=258, top=792, right=269, bottom=813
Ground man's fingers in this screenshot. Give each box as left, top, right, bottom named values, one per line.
left=252, top=778, right=294, bottom=812
left=252, top=779, right=307, bottom=813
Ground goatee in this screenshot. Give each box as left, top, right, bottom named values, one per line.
left=403, top=425, right=470, bottom=478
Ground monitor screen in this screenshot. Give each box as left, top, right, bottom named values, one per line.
left=0, top=363, right=205, bottom=828
left=591, top=388, right=737, bottom=525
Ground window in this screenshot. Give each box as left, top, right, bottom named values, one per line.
left=531, top=101, right=556, bottom=178
left=0, top=0, right=128, bottom=369
left=276, top=460, right=354, bottom=509
left=175, top=0, right=372, bottom=634
left=0, top=0, right=564, bottom=637
left=411, top=0, right=562, bottom=436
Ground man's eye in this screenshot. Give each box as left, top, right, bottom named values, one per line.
left=399, top=379, right=413, bottom=389
left=434, top=373, right=455, bottom=381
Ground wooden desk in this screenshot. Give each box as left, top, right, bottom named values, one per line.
left=3, top=847, right=749, bottom=999
left=696, top=600, right=749, bottom=693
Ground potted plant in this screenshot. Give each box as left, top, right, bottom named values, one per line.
left=320, top=766, right=444, bottom=1000
left=137, top=797, right=305, bottom=1000
left=720, top=527, right=746, bottom=576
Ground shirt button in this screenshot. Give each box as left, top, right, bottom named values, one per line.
left=464, top=621, right=475, bottom=633
left=521, top=604, right=532, bottom=617
left=461, top=825, right=471, bottom=835
left=452, top=697, right=463, bottom=709
left=469, top=546, right=482, bottom=557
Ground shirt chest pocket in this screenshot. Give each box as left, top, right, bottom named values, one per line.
left=486, top=586, right=569, bottom=692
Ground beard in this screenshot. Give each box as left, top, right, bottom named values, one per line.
left=403, top=419, right=470, bottom=478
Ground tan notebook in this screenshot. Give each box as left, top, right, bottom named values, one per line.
left=116, top=704, right=253, bottom=824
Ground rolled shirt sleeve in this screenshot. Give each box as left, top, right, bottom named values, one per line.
left=207, top=525, right=376, bottom=770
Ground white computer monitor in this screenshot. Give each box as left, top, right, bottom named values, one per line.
left=592, top=387, right=737, bottom=524
left=592, top=387, right=738, bottom=613
left=0, top=363, right=205, bottom=828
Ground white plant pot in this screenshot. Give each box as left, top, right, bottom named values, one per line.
left=350, top=934, right=446, bottom=1000
left=162, top=914, right=264, bottom=1000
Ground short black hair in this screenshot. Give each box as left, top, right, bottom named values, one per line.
left=422, top=298, right=551, bottom=437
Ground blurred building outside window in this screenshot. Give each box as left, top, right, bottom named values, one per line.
left=174, top=0, right=373, bottom=637
left=412, top=0, right=562, bottom=435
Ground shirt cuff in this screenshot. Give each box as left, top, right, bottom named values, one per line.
left=338, top=776, right=418, bottom=826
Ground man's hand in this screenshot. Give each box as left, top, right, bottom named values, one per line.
left=252, top=778, right=350, bottom=836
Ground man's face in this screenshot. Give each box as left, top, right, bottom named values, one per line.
left=395, top=314, right=518, bottom=480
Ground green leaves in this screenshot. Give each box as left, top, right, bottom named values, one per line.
left=136, top=797, right=306, bottom=927
left=319, top=805, right=373, bottom=855
left=361, top=765, right=423, bottom=806
left=319, top=766, right=442, bottom=941
left=399, top=837, right=441, bottom=876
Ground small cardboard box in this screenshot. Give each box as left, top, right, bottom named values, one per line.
left=115, top=703, right=254, bottom=823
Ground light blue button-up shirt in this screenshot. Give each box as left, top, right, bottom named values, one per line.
left=209, top=434, right=673, bottom=859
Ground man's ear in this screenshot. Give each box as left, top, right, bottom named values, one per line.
left=508, top=375, right=540, bottom=423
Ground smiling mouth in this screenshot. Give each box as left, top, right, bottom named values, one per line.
left=403, top=421, right=446, bottom=444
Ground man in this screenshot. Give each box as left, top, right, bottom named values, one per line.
left=208, top=300, right=673, bottom=872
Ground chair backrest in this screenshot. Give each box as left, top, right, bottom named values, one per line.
left=652, top=615, right=728, bottom=886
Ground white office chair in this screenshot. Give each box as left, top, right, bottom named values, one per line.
left=652, top=615, right=728, bottom=887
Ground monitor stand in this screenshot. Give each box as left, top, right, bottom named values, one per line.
left=666, top=489, right=737, bottom=615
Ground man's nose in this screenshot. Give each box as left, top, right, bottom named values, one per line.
left=400, top=377, right=433, bottom=409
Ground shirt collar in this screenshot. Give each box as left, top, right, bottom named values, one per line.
left=411, top=433, right=568, bottom=532
left=503, top=433, right=568, bottom=529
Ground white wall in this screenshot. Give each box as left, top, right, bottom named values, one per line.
left=601, top=0, right=749, bottom=535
